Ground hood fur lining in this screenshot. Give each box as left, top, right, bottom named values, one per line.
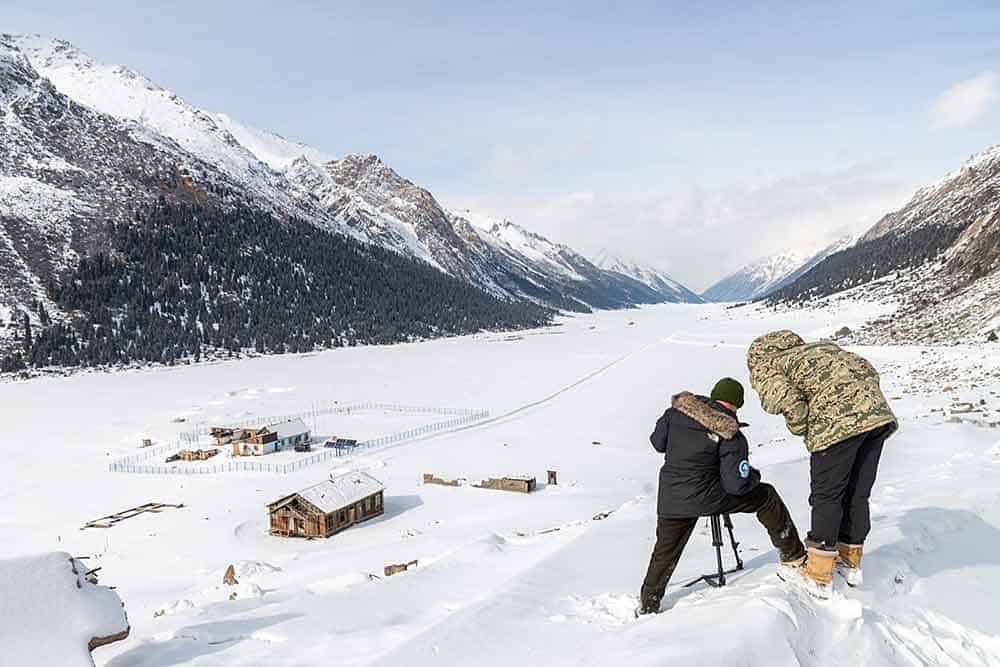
left=672, top=391, right=740, bottom=440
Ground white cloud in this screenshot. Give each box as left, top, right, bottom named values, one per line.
left=449, top=163, right=914, bottom=292
left=929, top=71, right=999, bottom=129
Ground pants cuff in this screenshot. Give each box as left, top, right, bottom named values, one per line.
left=805, top=537, right=837, bottom=552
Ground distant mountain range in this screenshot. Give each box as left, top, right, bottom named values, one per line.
left=701, top=236, right=856, bottom=302
left=591, top=250, right=704, bottom=303
left=0, top=34, right=701, bottom=367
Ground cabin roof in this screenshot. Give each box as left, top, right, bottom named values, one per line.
left=270, top=471, right=384, bottom=514
left=266, top=418, right=309, bottom=439
left=499, top=474, right=536, bottom=482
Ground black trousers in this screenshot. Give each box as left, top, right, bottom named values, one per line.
left=640, top=483, right=803, bottom=605
left=807, top=424, right=893, bottom=549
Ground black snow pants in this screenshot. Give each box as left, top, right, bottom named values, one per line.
left=807, top=423, right=894, bottom=550
left=640, top=483, right=804, bottom=607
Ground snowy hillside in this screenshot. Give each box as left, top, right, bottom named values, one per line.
left=9, top=33, right=679, bottom=315
left=862, top=144, right=1000, bottom=242
left=3, top=303, right=1000, bottom=666
left=0, top=33, right=693, bottom=367
left=772, top=146, right=1000, bottom=344
left=592, top=250, right=704, bottom=303
left=212, top=113, right=334, bottom=170
left=11, top=34, right=322, bottom=218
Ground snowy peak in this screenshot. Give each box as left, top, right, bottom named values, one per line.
left=702, top=238, right=855, bottom=303
left=489, top=220, right=569, bottom=257
left=11, top=34, right=288, bottom=195
left=325, top=153, right=409, bottom=191
left=11, top=33, right=100, bottom=73
left=592, top=250, right=703, bottom=303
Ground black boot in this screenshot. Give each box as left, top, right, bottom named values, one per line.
left=635, top=591, right=662, bottom=616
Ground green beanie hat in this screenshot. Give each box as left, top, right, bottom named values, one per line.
left=710, top=377, right=745, bottom=409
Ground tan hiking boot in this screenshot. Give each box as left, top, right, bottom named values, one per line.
left=778, top=544, right=837, bottom=599
left=836, top=543, right=864, bottom=587
left=804, top=546, right=836, bottom=587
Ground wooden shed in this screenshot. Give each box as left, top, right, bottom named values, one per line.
left=476, top=475, right=537, bottom=494
left=166, top=448, right=218, bottom=463
left=268, top=471, right=385, bottom=538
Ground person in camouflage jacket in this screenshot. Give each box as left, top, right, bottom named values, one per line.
left=747, top=330, right=898, bottom=593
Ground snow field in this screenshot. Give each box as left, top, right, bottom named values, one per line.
left=2, top=302, right=1000, bottom=665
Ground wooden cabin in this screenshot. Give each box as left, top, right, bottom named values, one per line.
left=232, top=419, right=311, bottom=456
left=268, top=471, right=385, bottom=538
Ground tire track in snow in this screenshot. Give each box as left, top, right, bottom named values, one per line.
left=445, top=338, right=663, bottom=433
left=357, top=338, right=663, bottom=454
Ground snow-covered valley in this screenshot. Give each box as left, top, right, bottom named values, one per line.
left=3, top=303, right=999, bottom=666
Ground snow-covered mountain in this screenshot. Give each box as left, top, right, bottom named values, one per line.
left=591, top=250, right=703, bottom=303
left=282, top=153, right=677, bottom=311
left=772, top=145, right=1000, bottom=344
left=1, top=33, right=698, bottom=363
left=702, top=250, right=812, bottom=303
left=702, top=237, right=856, bottom=303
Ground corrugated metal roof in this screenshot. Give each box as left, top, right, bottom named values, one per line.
left=295, top=471, right=384, bottom=513
left=266, top=418, right=309, bottom=439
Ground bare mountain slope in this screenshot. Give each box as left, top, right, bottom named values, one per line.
left=771, top=145, right=1000, bottom=343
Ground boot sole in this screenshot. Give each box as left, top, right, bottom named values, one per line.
left=776, top=568, right=832, bottom=600
left=835, top=565, right=862, bottom=588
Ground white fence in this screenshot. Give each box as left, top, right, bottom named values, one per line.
left=178, top=402, right=485, bottom=444
left=110, top=404, right=489, bottom=475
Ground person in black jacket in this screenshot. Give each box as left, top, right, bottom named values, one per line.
left=638, top=378, right=806, bottom=615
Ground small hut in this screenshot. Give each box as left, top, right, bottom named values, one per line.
left=476, top=475, right=537, bottom=494
left=268, top=471, right=385, bottom=538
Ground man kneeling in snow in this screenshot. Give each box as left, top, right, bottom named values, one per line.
left=638, top=378, right=805, bottom=615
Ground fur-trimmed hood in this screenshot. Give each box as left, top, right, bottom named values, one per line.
left=672, top=391, right=740, bottom=440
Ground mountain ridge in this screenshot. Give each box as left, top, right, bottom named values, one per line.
left=0, top=33, right=704, bottom=368
left=8, top=33, right=701, bottom=314
left=770, top=145, right=1000, bottom=343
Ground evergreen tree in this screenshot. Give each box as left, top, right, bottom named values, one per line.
left=22, top=314, right=32, bottom=355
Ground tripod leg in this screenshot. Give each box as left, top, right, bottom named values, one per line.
left=711, top=515, right=725, bottom=585
left=722, top=513, right=743, bottom=570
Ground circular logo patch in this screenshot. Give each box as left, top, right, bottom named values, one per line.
left=739, top=460, right=751, bottom=478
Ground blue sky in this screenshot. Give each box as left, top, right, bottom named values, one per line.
left=2, top=1, right=998, bottom=288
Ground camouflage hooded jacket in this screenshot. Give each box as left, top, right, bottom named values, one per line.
left=746, top=330, right=898, bottom=453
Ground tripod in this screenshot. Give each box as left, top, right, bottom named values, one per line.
left=684, top=513, right=744, bottom=588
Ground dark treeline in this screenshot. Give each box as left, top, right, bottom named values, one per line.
left=4, top=198, right=550, bottom=369
left=767, top=225, right=966, bottom=303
